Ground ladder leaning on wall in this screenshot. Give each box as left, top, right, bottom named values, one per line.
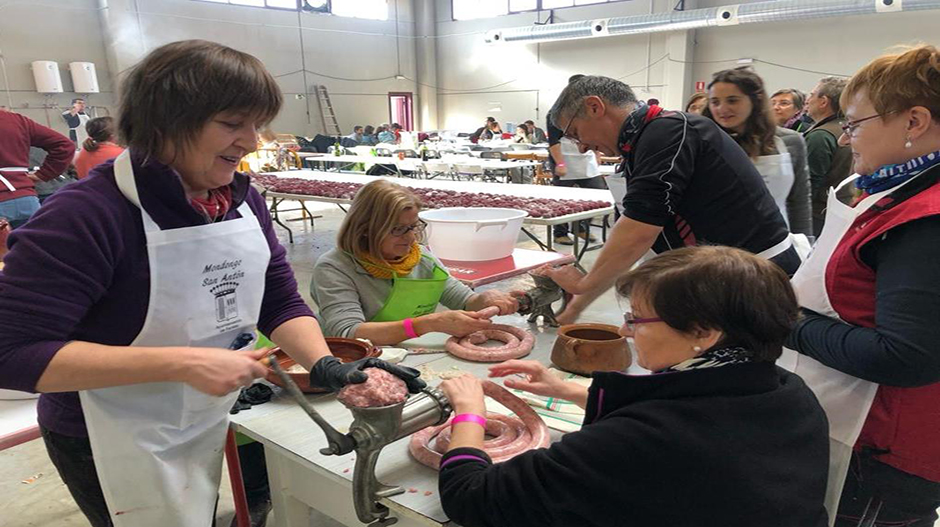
left=314, top=85, right=342, bottom=136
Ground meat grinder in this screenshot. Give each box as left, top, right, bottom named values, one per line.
left=517, top=272, right=572, bottom=327
left=266, top=359, right=452, bottom=527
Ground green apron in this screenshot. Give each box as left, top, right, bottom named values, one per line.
left=369, top=255, right=450, bottom=322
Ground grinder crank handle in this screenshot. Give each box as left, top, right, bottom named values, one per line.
left=260, top=351, right=357, bottom=456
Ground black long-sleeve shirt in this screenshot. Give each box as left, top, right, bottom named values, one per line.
left=439, top=364, right=829, bottom=527
left=786, top=215, right=940, bottom=387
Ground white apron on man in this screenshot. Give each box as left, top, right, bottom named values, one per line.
left=558, top=137, right=600, bottom=181
left=777, top=174, right=919, bottom=525
left=78, top=150, right=271, bottom=526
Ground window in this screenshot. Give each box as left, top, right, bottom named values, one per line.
left=196, top=0, right=298, bottom=8
left=192, top=0, right=388, bottom=20
left=331, top=0, right=388, bottom=20
left=453, top=0, right=629, bottom=20
left=453, top=0, right=508, bottom=20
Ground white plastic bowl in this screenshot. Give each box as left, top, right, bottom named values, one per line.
left=419, top=207, right=528, bottom=262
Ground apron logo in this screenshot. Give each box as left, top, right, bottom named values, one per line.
left=210, top=282, right=239, bottom=322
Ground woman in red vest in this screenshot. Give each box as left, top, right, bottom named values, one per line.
left=785, top=45, right=940, bottom=526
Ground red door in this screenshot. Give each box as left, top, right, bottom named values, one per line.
left=388, top=92, right=414, bottom=131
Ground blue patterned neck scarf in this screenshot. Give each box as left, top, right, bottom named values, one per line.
left=856, top=150, right=940, bottom=194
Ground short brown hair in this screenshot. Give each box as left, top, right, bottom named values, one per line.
left=684, top=92, right=707, bottom=112
left=118, top=40, right=282, bottom=160
left=815, top=77, right=848, bottom=117
left=842, top=44, right=940, bottom=122
left=616, top=246, right=798, bottom=362
left=337, top=180, right=424, bottom=263
left=770, top=89, right=806, bottom=111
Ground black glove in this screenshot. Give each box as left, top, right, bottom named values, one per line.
left=309, top=356, right=427, bottom=394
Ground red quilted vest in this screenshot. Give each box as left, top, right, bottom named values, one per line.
left=826, top=177, right=940, bottom=482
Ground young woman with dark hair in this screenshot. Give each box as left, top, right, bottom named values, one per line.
left=704, top=67, right=812, bottom=236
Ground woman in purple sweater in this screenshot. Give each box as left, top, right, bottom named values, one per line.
left=0, top=40, right=421, bottom=527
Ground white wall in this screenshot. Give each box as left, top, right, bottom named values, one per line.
left=0, top=0, right=115, bottom=133
left=2, top=0, right=938, bottom=139
left=434, top=0, right=940, bottom=131
left=692, top=2, right=939, bottom=97
left=434, top=0, right=672, bottom=131
left=0, top=0, right=422, bottom=137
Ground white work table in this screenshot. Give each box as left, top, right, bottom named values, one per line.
left=230, top=311, right=645, bottom=527
left=263, top=170, right=615, bottom=261
left=303, top=154, right=541, bottom=174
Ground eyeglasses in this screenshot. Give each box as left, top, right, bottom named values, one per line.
left=390, top=219, right=427, bottom=237
left=561, top=113, right=582, bottom=145
left=622, top=311, right=664, bottom=332
left=841, top=110, right=899, bottom=138
left=771, top=100, right=794, bottom=108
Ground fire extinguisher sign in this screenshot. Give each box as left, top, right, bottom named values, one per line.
left=695, top=81, right=706, bottom=92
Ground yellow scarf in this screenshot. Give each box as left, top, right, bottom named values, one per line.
left=359, top=243, right=422, bottom=279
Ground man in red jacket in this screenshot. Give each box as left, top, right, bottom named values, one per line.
left=0, top=109, right=74, bottom=228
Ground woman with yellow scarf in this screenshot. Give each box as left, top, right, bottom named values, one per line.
left=312, top=180, right=519, bottom=346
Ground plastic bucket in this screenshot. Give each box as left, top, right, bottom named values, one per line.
left=419, top=207, right=528, bottom=262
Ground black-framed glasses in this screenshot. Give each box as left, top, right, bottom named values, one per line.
left=622, top=311, right=664, bottom=332
left=390, top=219, right=427, bottom=237
left=561, top=113, right=582, bottom=145
left=841, top=110, right=899, bottom=137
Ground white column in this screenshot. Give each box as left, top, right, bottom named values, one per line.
left=413, top=0, right=439, bottom=131
left=662, top=29, right=694, bottom=111
left=97, top=0, right=148, bottom=94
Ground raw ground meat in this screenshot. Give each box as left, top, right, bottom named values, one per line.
left=337, top=368, right=409, bottom=407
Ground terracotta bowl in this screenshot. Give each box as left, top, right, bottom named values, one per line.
left=550, top=323, right=631, bottom=376
left=264, top=337, right=381, bottom=393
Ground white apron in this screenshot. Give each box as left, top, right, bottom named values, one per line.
left=79, top=150, right=271, bottom=527
left=0, top=167, right=29, bottom=192
left=778, top=174, right=915, bottom=524
left=753, top=136, right=795, bottom=228
left=71, top=112, right=90, bottom=146
left=559, top=137, right=600, bottom=181
left=604, top=171, right=626, bottom=215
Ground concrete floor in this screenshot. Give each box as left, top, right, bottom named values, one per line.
left=0, top=200, right=614, bottom=527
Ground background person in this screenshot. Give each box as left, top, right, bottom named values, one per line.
left=312, top=180, right=518, bottom=346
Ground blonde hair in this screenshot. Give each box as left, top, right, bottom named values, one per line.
left=842, top=44, right=940, bottom=122
left=338, top=180, right=423, bottom=263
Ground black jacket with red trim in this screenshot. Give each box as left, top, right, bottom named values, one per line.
left=617, top=111, right=790, bottom=267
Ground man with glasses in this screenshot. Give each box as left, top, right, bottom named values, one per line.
left=543, top=75, right=798, bottom=324
left=547, top=74, right=607, bottom=246
left=803, top=77, right=855, bottom=236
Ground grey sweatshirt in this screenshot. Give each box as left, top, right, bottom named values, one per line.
left=312, top=247, right=475, bottom=338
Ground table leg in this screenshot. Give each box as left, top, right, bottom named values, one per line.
left=265, top=446, right=313, bottom=527
left=571, top=220, right=580, bottom=257
left=546, top=225, right=553, bottom=251
left=521, top=227, right=549, bottom=251
left=269, top=197, right=294, bottom=244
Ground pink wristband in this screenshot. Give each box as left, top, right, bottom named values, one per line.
left=452, top=413, right=487, bottom=429
left=403, top=318, right=419, bottom=339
